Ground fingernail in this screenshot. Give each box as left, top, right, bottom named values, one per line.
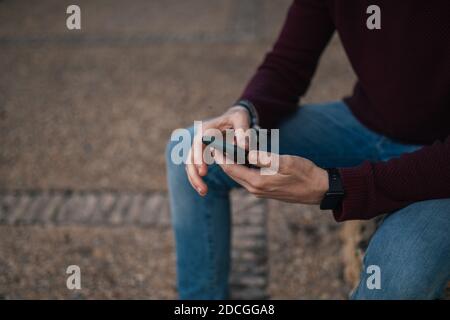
left=248, top=151, right=257, bottom=163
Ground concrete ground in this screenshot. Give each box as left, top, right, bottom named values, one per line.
left=0, top=0, right=355, bottom=299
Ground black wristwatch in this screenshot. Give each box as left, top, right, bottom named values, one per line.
left=320, top=168, right=345, bottom=210
left=235, top=99, right=260, bottom=129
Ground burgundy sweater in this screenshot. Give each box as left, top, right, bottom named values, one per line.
left=239, top=0, right=450, bottom=221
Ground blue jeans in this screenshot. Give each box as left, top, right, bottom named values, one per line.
left=166, top=101, right=450, bottom=299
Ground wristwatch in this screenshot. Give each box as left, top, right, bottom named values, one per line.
left=320, top=168, right=345, bottom=210
left=235, top=99, right=260, bottom=129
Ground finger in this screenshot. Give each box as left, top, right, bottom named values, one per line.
left=248, top=150, right=278, bottom=168
left=186, top=138, right=208, bottom=195
left=213, top=151, right=258, bottom=190
left=230, top=112, right=250, bottom=150
left=234, top=128, right=249, bottom=150
left=192, top=134, right=208, bottom=176
left=213, top=150, right=259, bottom=185
left=185, top=161, right=208, bottom=196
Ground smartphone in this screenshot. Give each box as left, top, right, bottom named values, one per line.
left=202, top=135, right=255, bottom=168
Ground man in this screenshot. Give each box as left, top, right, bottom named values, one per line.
left=166, top=0, right=450, bottom=299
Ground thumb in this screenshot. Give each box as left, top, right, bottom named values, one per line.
left=230, top=109, right=250, bottom=150
left=248, top=150, right=276, bottom=168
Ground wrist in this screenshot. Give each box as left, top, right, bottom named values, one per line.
left=229, top=105, right=252, bottom=126
left=229, top=105, right=249, bottom=114
left=234, top=100, right=260, bottom=128
left=313, top=167, right=329, bottom=204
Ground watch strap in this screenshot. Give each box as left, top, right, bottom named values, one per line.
left=320, top=168, right=345, bottom=210
left=235, top=100, right=260, bottom=129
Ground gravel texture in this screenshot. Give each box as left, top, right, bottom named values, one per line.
left=0, top=0, right=356, bottom=299
left=267, top=201, right=351, bottom=299
left=0, top=190, right=269, bottom=299
left=0, top=0, right=354, bottom=192
left=0, top=224, right=177, bottom=299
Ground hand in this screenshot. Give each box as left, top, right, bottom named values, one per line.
left=186, top=106, right=250, bottom=196
left=213, top=150, right=329, bottom=204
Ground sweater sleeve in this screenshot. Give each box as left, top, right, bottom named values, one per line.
left=239, top=0, right=335, bottom=129
left=333, top=136, right=450, bottom=222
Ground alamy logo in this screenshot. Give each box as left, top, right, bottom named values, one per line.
left=366, top=265, right=381, bottom=290
left=66, top=5, right=81, bottom=30
left=66, top=265, right=81, bottom=290
left=366, top=5, right=381, bottom=30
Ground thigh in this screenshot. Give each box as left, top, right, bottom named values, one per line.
left=352, top=198, right=450, bottom=299
left=277, top=101, right=385, bottom=168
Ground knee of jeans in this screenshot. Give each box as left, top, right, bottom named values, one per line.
left=353, top=269, right=443, bottom=300
left=352, top=248, right=445, bottom=300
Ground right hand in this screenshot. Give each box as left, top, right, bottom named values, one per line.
left=186, top=106, right=250, bottom=196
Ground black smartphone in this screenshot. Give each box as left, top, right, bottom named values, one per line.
left=202, top=135, right=255, bottom=168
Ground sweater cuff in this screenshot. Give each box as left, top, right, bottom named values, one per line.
left=333, top=165, right=371, bottom=222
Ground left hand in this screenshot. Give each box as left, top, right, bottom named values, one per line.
left=213, top=150, right=329, bottom=204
